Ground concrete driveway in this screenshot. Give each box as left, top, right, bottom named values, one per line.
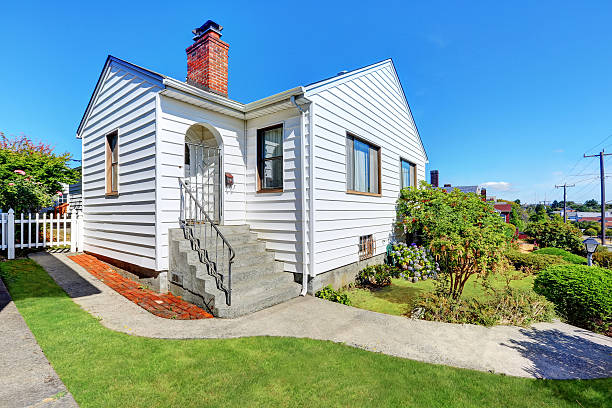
left=31, top=252, right=612, bottom=380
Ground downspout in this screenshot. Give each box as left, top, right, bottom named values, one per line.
left=308, top=102, right=316, bottom=291
left=291, top=95, right=309, bottom=296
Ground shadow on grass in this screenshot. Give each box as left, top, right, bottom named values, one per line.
left=0, top=256, right=100, bottom=303
left=502, top=328, right=612, bottom=380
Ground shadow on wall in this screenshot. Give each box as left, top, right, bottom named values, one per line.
left=501, top=327, right=612, bottom=379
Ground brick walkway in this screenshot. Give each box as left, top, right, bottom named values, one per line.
left=68, top=254, right=213, bottom=320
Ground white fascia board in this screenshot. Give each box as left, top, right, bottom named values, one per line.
left=163, top=77, right=245, bottom=112
left=303, top=59, right=392, bottom=95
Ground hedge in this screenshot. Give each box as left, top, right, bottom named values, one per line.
left=534, top=264, right=612, bottom=333
left=533, top=247, right=587, bottom=265
left=505, top=250, right=566, bottom=274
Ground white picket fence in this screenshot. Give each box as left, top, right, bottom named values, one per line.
left=0, top=208, right=84, bottom=259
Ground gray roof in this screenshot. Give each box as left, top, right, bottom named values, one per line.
left=442, top=185, right=481, bottom=194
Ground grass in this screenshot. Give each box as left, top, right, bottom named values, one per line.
left=344, top=272, right=535, bottom=317
left=1, top=259, right=611, bottom=408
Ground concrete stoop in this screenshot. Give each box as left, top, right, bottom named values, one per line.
left=169, top=226, right=301, bottom=318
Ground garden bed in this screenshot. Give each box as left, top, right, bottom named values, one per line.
left=341, top=273, right=535, bottom=318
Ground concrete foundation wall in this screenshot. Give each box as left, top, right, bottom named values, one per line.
left=305, top=254, right=386, bottom=294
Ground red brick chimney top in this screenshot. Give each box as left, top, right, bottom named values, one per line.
left=186, top=20, right=229, bottom=97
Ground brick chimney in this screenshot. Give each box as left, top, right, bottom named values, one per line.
left=186, top=20, right=229, bottom=97
left=430, top=170, right=439, bottom=187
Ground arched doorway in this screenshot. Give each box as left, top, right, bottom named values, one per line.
left=184, top=124, right=222, bottom=223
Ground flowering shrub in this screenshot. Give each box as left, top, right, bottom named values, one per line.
left=397, top=186, right=514, bottom=298
left=0, top=132, right=80, bottom=212
left=356, top=264, right=397, bottom=287
left=389, top=242, right=439, bottom=281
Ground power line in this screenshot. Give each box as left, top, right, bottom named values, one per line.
left=555, top=183, right=575, bottom=223
left=584, top=149, right=612, bottom=245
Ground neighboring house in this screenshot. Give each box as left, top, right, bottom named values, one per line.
left=493, top=203, right=512, bottom=223
left=76, top=20, right=428, bottom=316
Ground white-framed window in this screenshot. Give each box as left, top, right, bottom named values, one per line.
left=400, top=158, right=416, bottom=189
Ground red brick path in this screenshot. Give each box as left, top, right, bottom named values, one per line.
left=68, top=254, right=213, bottom=320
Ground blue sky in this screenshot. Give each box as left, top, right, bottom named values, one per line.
left=1, top=1, right=611, bottom=204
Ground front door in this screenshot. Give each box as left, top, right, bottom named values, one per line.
left=184, top=142, right=221, bottom=223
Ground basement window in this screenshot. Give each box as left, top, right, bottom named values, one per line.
left=359, top=234, right=375, bottom=260
left=105, top=130, right=119, bottom=196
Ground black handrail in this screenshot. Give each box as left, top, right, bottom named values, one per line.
left=179, top=178, right=234, bottom=306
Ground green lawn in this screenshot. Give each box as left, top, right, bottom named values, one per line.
left=1, top=259, right=610, bottom=408
left=343, top=272, right=535, bottom=317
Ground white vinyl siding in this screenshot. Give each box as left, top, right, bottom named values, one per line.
left=305, top=60, right=427, bottom=275
left=245, top=109, right=310, bottom=275
left=155, top=95, right=247, bottom=271
left=80, top=61, right=162, bottom=270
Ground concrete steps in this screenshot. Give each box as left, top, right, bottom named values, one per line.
left=168, top=225, right=300, bottom=318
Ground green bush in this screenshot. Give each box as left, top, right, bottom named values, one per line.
left=525, top=219, right=584, bottom=255
left=315, top=285, right=351, bottom=306
left=534, top=265, right=612, bottom=333
left=533, top=247, right=587, bottom=265
left=505, top=250, right=566, bottom=274
left=584, top=228, right=598, bottom=237
left=356, top=264, right=398, bottom=287
left=414, top=288, right=555, bottom=327
left=593, top=250, right=612, bottom=269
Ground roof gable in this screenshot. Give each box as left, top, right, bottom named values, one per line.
left=76, top=56, right=164, bottom=138
left=304, top=59, right=428, bottom=161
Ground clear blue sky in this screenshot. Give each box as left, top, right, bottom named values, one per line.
left=1, top=1, right=611, bottom=204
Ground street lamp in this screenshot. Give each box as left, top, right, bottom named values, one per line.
left=583, top=237, right=599, bottom=266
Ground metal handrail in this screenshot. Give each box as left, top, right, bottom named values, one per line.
left=179, top=178, right=234, bottom=306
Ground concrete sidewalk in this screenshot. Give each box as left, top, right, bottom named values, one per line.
left=0, top=277, right=78, bottom=408
left=32, top=252, right=612, bottom=380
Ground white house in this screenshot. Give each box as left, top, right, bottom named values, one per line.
left=76, top=20, right=428, bottom=317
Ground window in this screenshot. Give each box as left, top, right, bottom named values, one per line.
left=359, top=234, right=375, bottom=260
left=400, top=159, right=417, bottom=189
left=257, top=124, right=283, bottom=192
left=346, top=134, right=381, bottom=195
left=105, top=130, right=119, bottom=195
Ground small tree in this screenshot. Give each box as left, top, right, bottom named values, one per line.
left=397, top=185, right=514, bottom=299
left=0, top=132, right=80, bottom=212
left=524, top=218, right=584, bottom=254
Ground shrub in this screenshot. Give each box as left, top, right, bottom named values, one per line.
left=505, top=250, right=566, bottom=274
left=534, top=265, right=612, bottom=333
left=389, top=243, right=439, bottom=280
left=315, top=285, right=351, bottom=306
left=356, top=264, right=397, bottom=287
left=397, top=186, right=513, bottom=299
left=593, top=251, right=612, bottom=269
left=524, top=219, right=584, bottom=255
left=533, top=247, right=587, bottom=265
left=584, top=228, right=598, bottom=237
left=413, top=288, right=555, bottom=327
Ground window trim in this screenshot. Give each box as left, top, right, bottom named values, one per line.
left=256, top=123, right=284, bottom=193
left=346, top=133, right=382, bottom=197
left=400, top=158, right=417, bottom=189
left=105, top=129, right=119, bottom=197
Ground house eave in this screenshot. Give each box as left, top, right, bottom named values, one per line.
left=162, top=78, right=308, bottom=119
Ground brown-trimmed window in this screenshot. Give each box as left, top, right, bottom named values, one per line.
left=257, top=124, right=283, bottom=192
left=400, top=158, right=416, bottom=189
left=346, top=134, right=381, bottom=195
left=105, top=130, right=119, bottom=195
left=359, top=234, right=375, bottom=260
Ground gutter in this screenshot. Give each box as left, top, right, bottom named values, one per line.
left=291, top=95, right=309, bottom=296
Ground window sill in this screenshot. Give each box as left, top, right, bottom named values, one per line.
left=105, top=192, right=119, bottom=198
left=257, top=188, right=283, bottom=194
left=347, top=190, right=382, bottom=197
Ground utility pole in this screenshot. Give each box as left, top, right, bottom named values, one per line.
left=555, top=183, right=575, bottom=223
left=584, top=149, right=612, bottom=245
